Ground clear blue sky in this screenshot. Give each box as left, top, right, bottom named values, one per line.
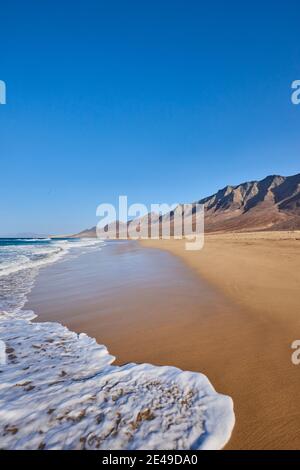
left=1, top=1, right=300, bottom=235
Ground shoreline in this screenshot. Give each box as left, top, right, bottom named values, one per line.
left=26, top=241, right=239, bottom=373
left=15, top=232, right=300, bottom=449
left=140, top=231, right=300, bottom=321
left=0, top=240, right=235, bottom=450
left=141, top=231, right=300, bottom=449
left=0, top=307, right=234, bottom=450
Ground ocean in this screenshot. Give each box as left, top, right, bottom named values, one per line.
left=0, top=237, right=234, bottom=450
left=0, top=237, right=104, bottom=316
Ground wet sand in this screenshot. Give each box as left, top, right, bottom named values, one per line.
left=26, top=234, right=300, bottom=449
left=26, top=241, right=240, bottom=370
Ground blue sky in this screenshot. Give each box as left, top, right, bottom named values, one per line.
left=1, top=1, right=300, bottom=235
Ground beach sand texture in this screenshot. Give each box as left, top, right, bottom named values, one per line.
left=27, top=232, right=300, bottom=449
left=142, top=231, right=300, bottom=449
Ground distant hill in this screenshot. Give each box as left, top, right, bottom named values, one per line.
left=71, top=173, right=300, bottom=237
left=70, top=226, right=98, bottom=238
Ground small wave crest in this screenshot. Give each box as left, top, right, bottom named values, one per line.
left=0, top=238, right=104, bottom=278
left=0, top=237, right=235, bottom=449
left=0, top=309, right=235, bottom=450
left=0, top=238, right=104, bottom=314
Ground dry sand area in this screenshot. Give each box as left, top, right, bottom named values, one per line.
left=141, top=231, right=300, bottom=449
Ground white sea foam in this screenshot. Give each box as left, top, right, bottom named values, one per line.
left=0, top=238, right=105, bottom=316
left=0, top=238, right=235, bottom=450
left=0, top=238, right=104, bottom=278
left=0, top=339, right=6, bottom=365
left=0, top=311, right=235, bottom=450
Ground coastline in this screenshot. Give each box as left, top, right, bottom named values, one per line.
left=0, top=240, right=235, bottom=450
left=141, top=231, right=300, bottom=449
left=0, top=308, right=234, bottom=450
left=26, top=241, right=241, bottom=371
left=140, top=231, right=300, bottom=322
left=4, top=232, right=300, bottom=448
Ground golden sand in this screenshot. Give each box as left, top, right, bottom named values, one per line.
left=141, top=232, right=300, bottom=449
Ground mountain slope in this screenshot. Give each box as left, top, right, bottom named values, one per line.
left=200, top=173, right=300, bottom=232
left=72, top=173, right=300, bottom=237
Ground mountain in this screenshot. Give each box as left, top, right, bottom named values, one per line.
left=199, top=173, right=300, bottom=232
left=71, top=173, right=300, bottom=237
left=69, top=226, right=98, bottom=238
left=70, top=220, right=128, bottom=239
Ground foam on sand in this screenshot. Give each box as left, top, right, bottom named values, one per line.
left=0, top=308, right=235, bottom=450
left=0, top=238, right=234, bottom=449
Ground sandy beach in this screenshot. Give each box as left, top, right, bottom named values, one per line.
left=25, top=232, right=300, bottom=449
left=0, top=239, right=233, bottom=450
left=142, top=231, right=300, bottom=449
left=27, top=241, right=240, bottom=369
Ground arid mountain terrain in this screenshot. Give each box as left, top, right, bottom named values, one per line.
left=72, top=173, right=300, bottom=237
left=198, top=173, right=300, bottom=232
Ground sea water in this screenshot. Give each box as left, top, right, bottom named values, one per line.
left=0, top=238, right=235, bottom=450
left=0, top=237, right=104, bottom=315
